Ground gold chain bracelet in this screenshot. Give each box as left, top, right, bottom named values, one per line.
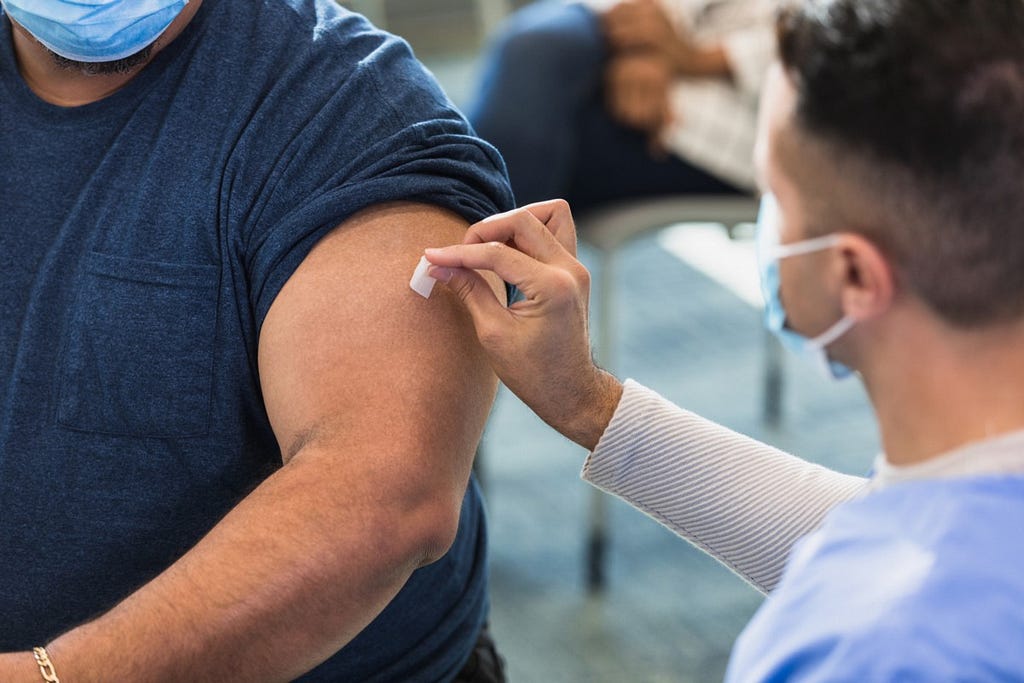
left=32, top=647, right=60, bottom=683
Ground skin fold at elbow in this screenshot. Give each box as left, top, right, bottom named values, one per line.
left=408, top=498, right=464, bottom=567
left=285, top=444, right=469, bottom=570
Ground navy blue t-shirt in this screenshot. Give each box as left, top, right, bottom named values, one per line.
left=0, top=1, right=513, bottom=680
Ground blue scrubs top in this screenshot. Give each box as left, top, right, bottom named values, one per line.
left=726, top=475, right=1024, bottom=681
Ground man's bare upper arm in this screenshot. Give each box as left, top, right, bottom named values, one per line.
left=257, top=202, right=503, bottom=512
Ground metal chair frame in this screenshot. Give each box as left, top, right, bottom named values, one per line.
left=577, top=195, right=784, bottom=592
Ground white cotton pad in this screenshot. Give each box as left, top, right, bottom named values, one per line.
left=410, top=255, right=437, bottom=299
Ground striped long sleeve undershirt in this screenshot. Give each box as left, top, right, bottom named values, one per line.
left=582, top=379, right=868, bottom=594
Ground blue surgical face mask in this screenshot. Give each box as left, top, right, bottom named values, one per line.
left=756, top=193, right=856, bottom=380
left=2, top=0, right=189, bottom=63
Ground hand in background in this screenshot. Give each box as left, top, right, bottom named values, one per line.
left=601, top=0, right=678, bottom=55
left=602, top=0, right=733, bottom=79
left=605, top=52, right=674, bottom=141
left=423, top=200, right=623, bottom=451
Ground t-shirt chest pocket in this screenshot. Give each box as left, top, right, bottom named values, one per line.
left=58, top=252, right=220, bottom=438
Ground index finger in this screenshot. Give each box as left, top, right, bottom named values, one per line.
left=424, top=241, right=549, bottom=296
left=467, top=200, right=579, bottom=258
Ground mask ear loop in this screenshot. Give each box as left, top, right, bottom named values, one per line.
left=810, top=314, right=858, bottom=380
left=773, top=234, right=858, bottom=378
left=777, top=234, right=857, bottom=348
left=767, top=234, right=843, bottom=261
left=809, top=314, right=856, bottom=349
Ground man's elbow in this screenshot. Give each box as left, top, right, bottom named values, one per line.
left=409, top=497, right=466, bottom=565
left=342, top=483, right=465, bottom=572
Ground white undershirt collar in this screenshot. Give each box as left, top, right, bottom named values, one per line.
left=869, top=428, right=1024, bottom=491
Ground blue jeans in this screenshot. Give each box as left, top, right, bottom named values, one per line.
left=469, top=1, right=740, bottom=214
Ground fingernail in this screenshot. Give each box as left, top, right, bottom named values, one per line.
left=427, top=265, right=454, bottom=282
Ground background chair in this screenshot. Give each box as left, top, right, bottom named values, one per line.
left=344, top=0, right=512, bottom=38
left=576, top=194, right=784, bottom=592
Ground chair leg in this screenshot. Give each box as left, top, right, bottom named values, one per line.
left=762, top=327, right=784, bottom=426
left=586, top=490, right=608, bottom=592
left=585, top=248, right=615, bottom=594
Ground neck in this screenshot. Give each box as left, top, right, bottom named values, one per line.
left=860, top=313, right=1024, bottom=466
left=6, top=1, right=201, bottom=107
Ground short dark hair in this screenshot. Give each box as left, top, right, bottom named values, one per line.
left=777, top=0, right=1024, bottom=326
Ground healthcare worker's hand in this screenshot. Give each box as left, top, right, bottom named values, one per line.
left=424, top=200, right=624, bottom=451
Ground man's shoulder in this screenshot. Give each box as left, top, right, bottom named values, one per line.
left=822, top=587, right=1024, bottom=680
left=209, top=0, right=392, bottom=70
left=814, top=502, right=1024, bottom=679
left=740, top=575, right=1024, bottom=682
left=737, top=481, right=1024, bottom=682
left=197, top=0, right=449, bottom=131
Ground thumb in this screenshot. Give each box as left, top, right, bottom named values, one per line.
left=429, top=265, right=509, bottom=339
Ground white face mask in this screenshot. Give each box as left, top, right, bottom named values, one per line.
left=755, top=193, right=856, bottom=380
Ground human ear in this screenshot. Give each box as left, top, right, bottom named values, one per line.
left=834, top=234, right=895, bottom=322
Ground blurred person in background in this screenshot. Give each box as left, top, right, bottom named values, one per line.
left=0, top=0, right=511, bottom=681
left=427, top=0, right=1024, bottom=678
left=470, top=0, right=777, bottom=213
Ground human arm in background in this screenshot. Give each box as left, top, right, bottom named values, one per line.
left=599, top=0, right=733, bottom=147
left=601, top=0, right=733, bottom=79
left=604, top=51, right=676, bottom=141
left=423, top=200, right=867, bottom=595
left=0, top=203, right=503, bottom=682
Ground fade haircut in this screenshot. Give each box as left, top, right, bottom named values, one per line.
left=776, top=0, right=1024, bottom=327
